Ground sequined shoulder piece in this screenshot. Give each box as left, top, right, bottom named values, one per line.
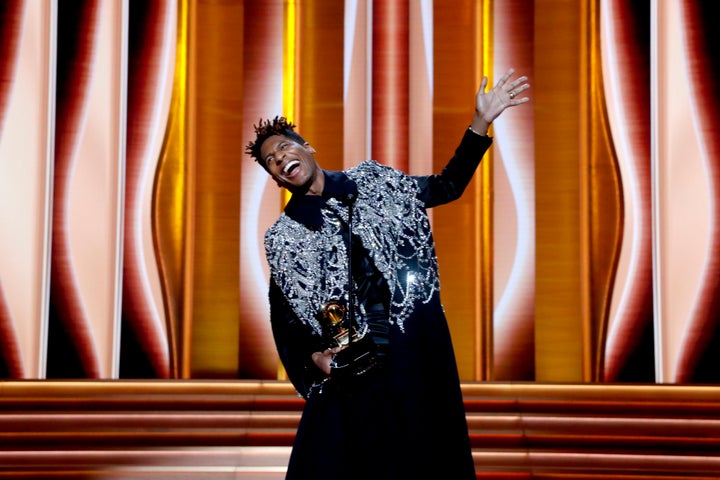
left=265, top=160, right=440, bottom=333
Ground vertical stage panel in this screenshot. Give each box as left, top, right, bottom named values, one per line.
left=122, top=1, right=176, bottom=378
left=371, top=0, right=409, bottom=171
left=151, top=0, right=189, bottom=379
left=185, top=0, right=247, bottom=378
left=432, top=0, right=484, bottom=380
left=48, top=0, right=126, bottom=379
left=653, top=0, right=705, bottom=383
left=236, top=0, right=286, bottom=379
left=296, top=0, right=344, bottom=173
left=534, top=0, right=585, bottom=381
left=344, top=0, right=371, bottom=168
left=0, top=1, right=55, bottom=378
left=599, top=0, right=652, bottom=382
left=407, top=0, right=432, bottom=178
left=491, top=0, right=536, bottom=381
left=671, top=1, right=720, bottom=383
left=654, top=0, right=720, bottom=383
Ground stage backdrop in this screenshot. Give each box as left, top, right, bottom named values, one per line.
left=0, top=0, right=718, bottom=383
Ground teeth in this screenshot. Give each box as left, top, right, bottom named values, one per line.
left=283, top=160, right=300, bottom=174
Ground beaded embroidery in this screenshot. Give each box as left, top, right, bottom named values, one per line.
left=265, top=160, right=440, bottom=337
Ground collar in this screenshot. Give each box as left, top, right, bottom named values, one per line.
left=284, top=170, right=358, bottom=229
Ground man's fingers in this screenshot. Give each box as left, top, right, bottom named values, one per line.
left=508, top=76, right=529, bottom=90
left=496, top=67, right=515, bottom=87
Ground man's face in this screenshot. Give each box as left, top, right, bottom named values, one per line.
left=260, top=134, right=320, bottom=192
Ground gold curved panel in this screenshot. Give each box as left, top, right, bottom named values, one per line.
left=154, top=0, right=188, bottom=378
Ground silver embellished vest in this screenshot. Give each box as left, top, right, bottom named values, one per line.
left=264, top=160, right=440, bottom=337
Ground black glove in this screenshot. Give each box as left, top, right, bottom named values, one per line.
left=330, top=311, right=390, bottom=380
left=330, top=335, right=380, bottom=379
left=364, top=310, right=390, bottom=362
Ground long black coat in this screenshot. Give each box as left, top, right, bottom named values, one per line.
left=266, top=130, right=493, bottom=479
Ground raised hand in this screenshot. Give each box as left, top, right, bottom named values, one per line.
left=472, top=68, right=530, bottom=134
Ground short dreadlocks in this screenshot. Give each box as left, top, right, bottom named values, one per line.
left=245, top=116, right=307, bottom=172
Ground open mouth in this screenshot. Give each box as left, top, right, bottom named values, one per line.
left=283, top=160, right=300, bottom=176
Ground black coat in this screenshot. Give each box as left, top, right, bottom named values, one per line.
left=266, top=130, right=493, bottom=479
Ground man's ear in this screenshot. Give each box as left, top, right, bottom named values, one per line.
left=304, top=142, right=316, bottom=154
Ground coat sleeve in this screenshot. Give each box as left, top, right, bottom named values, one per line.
left=414, top=128, right=493, bottom=208
left=269, top=278, right=327, bottom=399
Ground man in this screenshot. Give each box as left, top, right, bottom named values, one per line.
left=246, top=68, right=529, bottom=479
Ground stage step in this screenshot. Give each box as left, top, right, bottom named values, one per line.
left=1, top=381, right=719, bottom=479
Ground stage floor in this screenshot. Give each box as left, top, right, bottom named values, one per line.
left=1, top=380, right=719, bottom=479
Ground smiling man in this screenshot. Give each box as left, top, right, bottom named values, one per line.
left=259, top=132, right=324, bottom=195
left=245, top=68, right=529, bottom=480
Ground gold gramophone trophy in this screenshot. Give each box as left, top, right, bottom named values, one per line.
left=320, top=299, right=354, bottom=348
left=319, top=297, right=378, bottom=378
